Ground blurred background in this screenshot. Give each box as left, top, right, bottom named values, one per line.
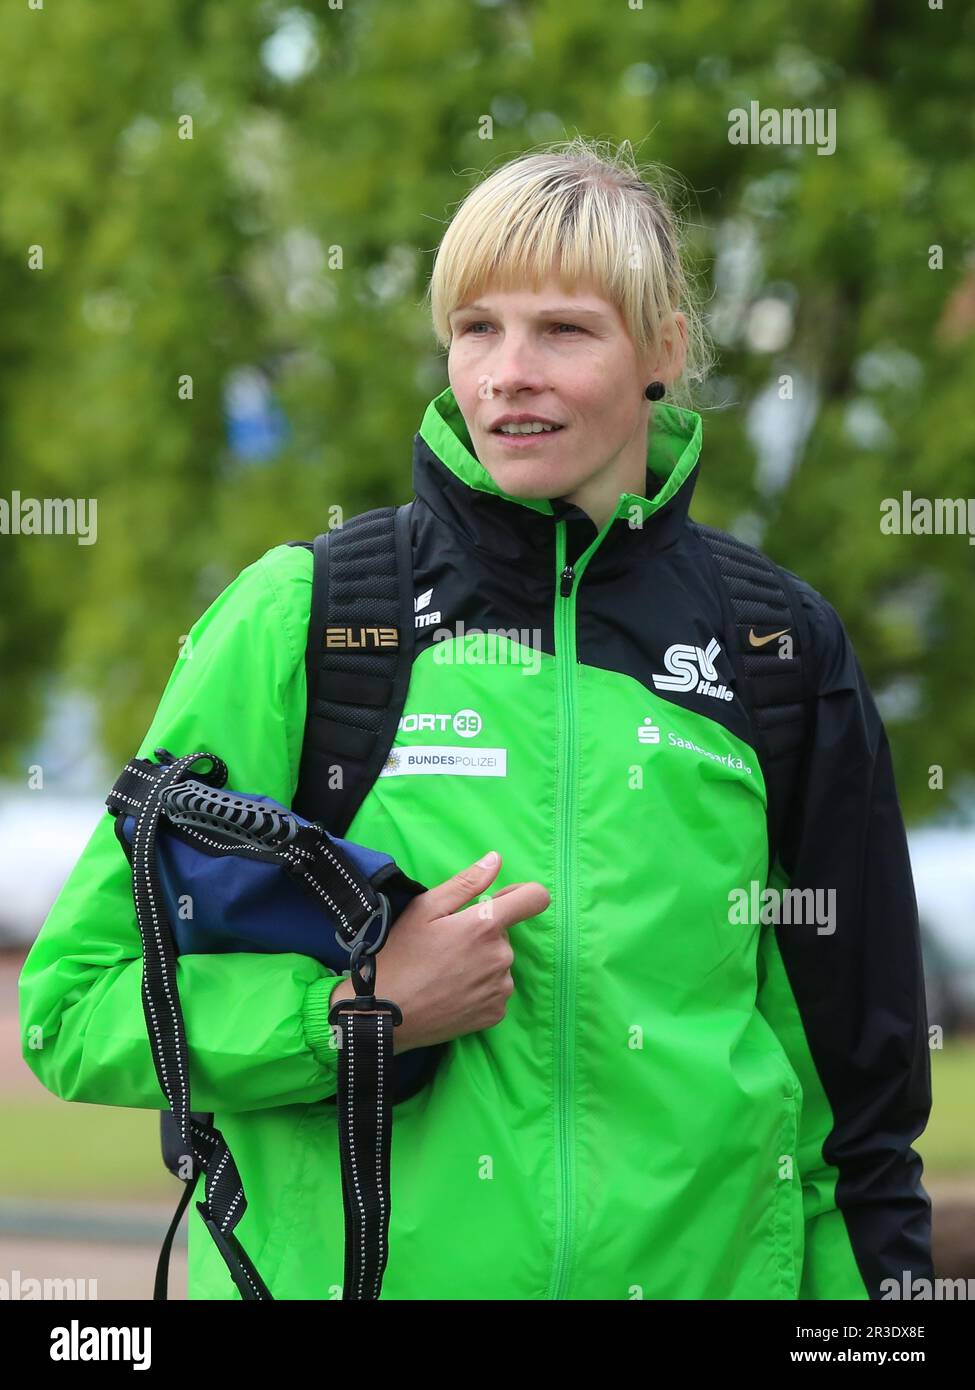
left=1, top=0, right=973, bottom=1299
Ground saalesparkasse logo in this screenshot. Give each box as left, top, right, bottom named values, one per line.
left=324, top=626, right=399, bottom=649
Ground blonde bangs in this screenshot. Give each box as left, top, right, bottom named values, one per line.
left=423, top=137, right=713, bottom=407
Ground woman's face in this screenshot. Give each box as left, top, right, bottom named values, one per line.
left=447, top=271, right=679, bottom=508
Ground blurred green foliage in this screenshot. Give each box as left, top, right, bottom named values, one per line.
left=1, top=0, right=973, bottom=821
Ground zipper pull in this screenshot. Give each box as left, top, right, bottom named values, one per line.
left=559, top=564, right=574, bottom=597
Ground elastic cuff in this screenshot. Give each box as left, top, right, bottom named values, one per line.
left=302, top=974, right=349, bottom=1070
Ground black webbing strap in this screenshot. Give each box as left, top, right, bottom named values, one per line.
left=108, top=748, right=273, bottom=1300
left=153, top=1166, right=194, bottom=1301
left=328, top=974, right=402, bottom=1300
left=154, top=1104, right=212, bottom=1300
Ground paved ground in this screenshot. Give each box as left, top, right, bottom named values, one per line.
left=4, top=1210, right=973, bottom=1299
left=0, top=1236, right=187, bottom=1300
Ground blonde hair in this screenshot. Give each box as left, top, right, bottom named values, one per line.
left=424, top=136, right=714, bottom=410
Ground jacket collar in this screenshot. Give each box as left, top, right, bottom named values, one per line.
left=412, top=384, right=703, bottom=565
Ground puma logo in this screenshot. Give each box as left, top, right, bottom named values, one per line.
left=748, top=627, right=791, bottom=648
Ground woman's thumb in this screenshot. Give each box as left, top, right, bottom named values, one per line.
left=425, top=850, right=502, bottom=919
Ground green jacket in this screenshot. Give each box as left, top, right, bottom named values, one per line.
left=19, top=386, right=932, bottom=1299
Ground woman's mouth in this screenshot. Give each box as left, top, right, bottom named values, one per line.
left=490, top=424, right=566, bottom=447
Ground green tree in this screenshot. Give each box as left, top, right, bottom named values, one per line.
left=1, top=0, right=973, bottom=822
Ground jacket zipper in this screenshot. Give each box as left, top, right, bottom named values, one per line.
left=548, top=513, right=614, bottom=1300
left=549, top=524, right=576, bottom=1301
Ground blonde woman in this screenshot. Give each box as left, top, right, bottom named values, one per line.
left=21, top=137, right=932, bottom=1300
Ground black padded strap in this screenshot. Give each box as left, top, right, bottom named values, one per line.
left=291, top=503, right=415, bottom=836
left=691, top=522, right=813, bottom=874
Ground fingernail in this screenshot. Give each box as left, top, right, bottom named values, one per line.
left=477, top=850, right=499, bottom=868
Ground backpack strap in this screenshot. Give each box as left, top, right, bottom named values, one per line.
left=287, top=502, right=415, bottom=835
left=690, top=521, right=816, bottom=877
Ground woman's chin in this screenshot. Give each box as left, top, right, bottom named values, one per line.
left=477, top=457, right=572, bottom=499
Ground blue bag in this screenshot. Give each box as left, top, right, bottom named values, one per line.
left=111, top=754, right=442, bottom=1102
left=108, top=746, right=438, bottom=1302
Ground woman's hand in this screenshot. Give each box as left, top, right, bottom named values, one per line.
left=329, top=851, right=550, bottom=1054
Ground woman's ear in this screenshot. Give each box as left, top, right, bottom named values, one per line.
left=642, top=311, right=688, bottom=389
left=663, top=311, right=689, bottom=383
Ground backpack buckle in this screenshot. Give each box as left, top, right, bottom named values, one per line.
left=329, top=937, right=404, bottom=1025
left=333, top=891, right=391, bottom=960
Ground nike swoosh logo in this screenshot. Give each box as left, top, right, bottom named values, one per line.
left=748, top=627, right=791, bottom=647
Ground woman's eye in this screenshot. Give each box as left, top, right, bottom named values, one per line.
left=460, top=322, right=584, bottom=335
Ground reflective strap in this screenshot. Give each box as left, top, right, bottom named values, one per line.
left=125, top=749, right=272, bottom=1301
left=329, top=998, right=401, bottom=1300
left=112, top=746, right=402, bottom=1301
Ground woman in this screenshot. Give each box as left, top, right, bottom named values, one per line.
left=20, top=137, right=932, bottom=1299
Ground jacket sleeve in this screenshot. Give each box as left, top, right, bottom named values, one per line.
left=755, top=578, right=934, bottom=1300
left=18, top=544, right=346, bottom=1113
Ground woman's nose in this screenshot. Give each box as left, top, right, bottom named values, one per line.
left=483, top=339, right=547, bottom=397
